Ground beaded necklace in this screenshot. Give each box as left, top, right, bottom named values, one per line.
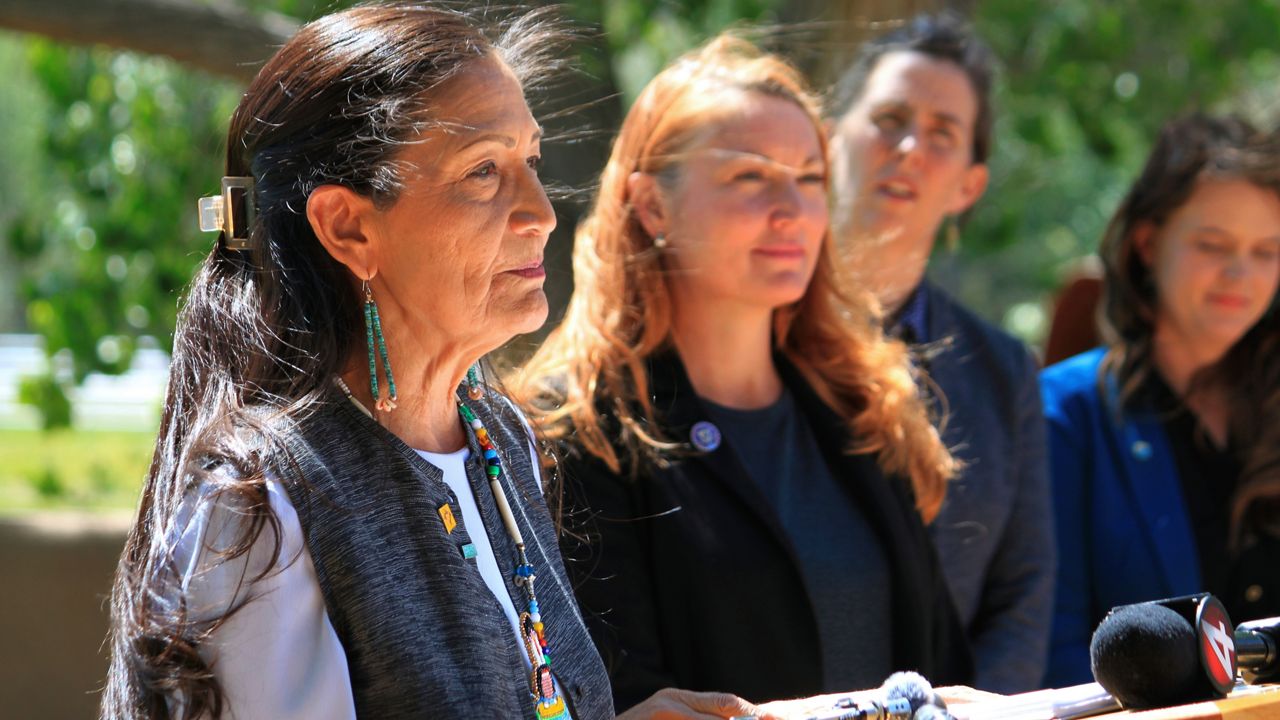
left=333, top=377, right=569, bottom=719
left=459, top=400, right=569, bottom=720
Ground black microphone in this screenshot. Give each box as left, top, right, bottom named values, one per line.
left=1089, top=602, right=1204, bottom=709
left=1235, top=617, right=1280, bottom=684
left=1090, top=593, right=1280, bottom=710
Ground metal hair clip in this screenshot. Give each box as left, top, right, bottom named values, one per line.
left=197, top=176, right=256, bottom=251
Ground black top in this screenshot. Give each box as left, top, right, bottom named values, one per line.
left=703, top=389, right=893, bottom=689
left=1142, top=372, right=1280, bottom=622
left=557, top=352, right=973, bottom=712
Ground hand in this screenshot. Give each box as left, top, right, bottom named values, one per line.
left=616, top=687, right=783, bottom=720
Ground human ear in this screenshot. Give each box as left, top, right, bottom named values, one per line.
left=1131, top=222, right=1158, bottom=266
left=626, top=171, right=670, bottom=240
left=306, top=185, right=380, bottom=279
left=947, top=162, right=990, bottom=215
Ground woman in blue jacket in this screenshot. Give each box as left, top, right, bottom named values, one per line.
left=1041, top=114, right=1280, bottom=687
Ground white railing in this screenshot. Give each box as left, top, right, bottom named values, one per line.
left=0, top=334, right=167, bottom=432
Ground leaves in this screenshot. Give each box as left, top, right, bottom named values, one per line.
left=944, top=0, right=1280, bottom=341
left=4, top=0, right=1279, bottom=371
left=5, top=37, right=240, bottom=380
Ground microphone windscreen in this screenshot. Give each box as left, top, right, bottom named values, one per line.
left=881, top=671, right=944, bottom=713
left=911, top=706, right=953, bottom=720
left=1090, top=603, right=1201, bottom=709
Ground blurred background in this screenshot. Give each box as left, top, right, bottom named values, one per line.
left=1, top=0, right=1278, bottom=716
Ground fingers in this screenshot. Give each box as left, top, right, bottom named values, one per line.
left=671, top=689, right=776, bottom=719
left=620, top=687, right=781, bottom=720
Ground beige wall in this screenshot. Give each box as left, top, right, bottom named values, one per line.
left=0, top=512, right=129, bottom=720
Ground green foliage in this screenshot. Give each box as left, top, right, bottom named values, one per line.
left=31, top=466, right=65, bottom=500
left=16, top=373, right=72, bottom=430
left=4, top=39, right=242, bottom=380
left=5, top=0, right=1280, bottom=372
left=0, top=429, right=154, bottom=510
left=945, top=0, right=1280, bottom=341
left=570, top=0, right=783, bottom=105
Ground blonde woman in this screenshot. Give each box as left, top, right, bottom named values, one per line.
left=514, top=36, right=971, bottom=712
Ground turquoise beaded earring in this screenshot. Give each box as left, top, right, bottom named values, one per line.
left=466, top=363, right=484, bottom=400
left=363, top=279, right=397, bottom=412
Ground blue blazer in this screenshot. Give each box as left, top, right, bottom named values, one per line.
left=921, top=282, right=1056, bottom=694
left=1039, top=348, right=1201, bottom=688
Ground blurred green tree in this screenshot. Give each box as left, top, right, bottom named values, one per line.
left=0, top=0, right=784, bottom=373
left=2, top=0, right=1278, bottom=378
left=947, top=0, right=1280, bottom=342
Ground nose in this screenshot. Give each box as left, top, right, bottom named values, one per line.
left=511, top=170, right=557, bottom=238
left=893, top=125, right=925, bottom=167
left=769, top=177, right=804, bottom=230
left=1222, top=250, right=1249, bottom=280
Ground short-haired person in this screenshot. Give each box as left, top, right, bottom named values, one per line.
left=1041, top=114, right=1280, bottom=686
left=513, top=35, right=973, bottom=713
left=102, top=6, right=772, bottom=719
left=826, top=14, right=1055, bottom=693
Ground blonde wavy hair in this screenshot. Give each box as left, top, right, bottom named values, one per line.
left=513, top=34, right=956, bottom=521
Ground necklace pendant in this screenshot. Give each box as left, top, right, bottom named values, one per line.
left=534, top=696, right=569, bottom=720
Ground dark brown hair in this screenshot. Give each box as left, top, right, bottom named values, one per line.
left=102, top=5, right=568, bottom=718
left=1098, top=113, right=1280, bottom=550
left=828, top=11, right=995, bottom=166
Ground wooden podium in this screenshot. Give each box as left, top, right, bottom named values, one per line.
left=758, top=683, right=1280, bottom=720
left=1087, top=684, right=1280, bottom=720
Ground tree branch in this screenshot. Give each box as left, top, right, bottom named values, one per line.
left=0, top=0, right=298, bottom=82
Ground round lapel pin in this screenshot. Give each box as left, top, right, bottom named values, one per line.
left=690, top=420, right=722, bottom=452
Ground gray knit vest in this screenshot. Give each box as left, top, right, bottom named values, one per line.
left=273, top=388, right=614, bottom=719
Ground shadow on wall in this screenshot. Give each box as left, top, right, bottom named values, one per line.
left=0, top=511, right=129, bottom=719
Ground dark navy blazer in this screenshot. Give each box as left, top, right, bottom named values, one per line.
left=915, top=281, right=1056, bottom=693
left=1039, top=347, right=1200, bottom=687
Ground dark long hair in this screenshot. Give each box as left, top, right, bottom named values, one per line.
left=1098, top=113, right=1280, bottom=551
left=102, top=5, right=568, bottom=718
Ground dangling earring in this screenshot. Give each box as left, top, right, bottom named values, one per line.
left=653, top=231, right=667, bottom=249
left=363, top=279, right=397, bottom=412
left=466, top=363, right=485, bottom=400
left=944, top=215, right=961, bottom=253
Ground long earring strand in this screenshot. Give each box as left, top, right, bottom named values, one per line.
left=363, top=279, right=398, bottom=412
left=467, top=363, right=485, bottom=400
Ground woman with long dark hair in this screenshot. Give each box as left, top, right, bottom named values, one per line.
left=103, top=6, right=770, bottom=719
left=1041, top=114, right=1280, bottom=686
left=513, top=35, right=971, bottom=713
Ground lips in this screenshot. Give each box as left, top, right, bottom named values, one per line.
left=877, top=177, right=917, bottom=201
left=753, top=245, right=806, bottom=259
left=1206, top=292, right=1250, bottom=309
left=506, top=261, right=546, bottom=279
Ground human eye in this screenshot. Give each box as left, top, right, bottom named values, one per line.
left=526, top=155, right=542, bottom=173
left=1194, top=237, right=1229, bottom=254
left=468, top=160, right=498, bottom=180
left=929, top=126, right=958, bottom=150
left=872, top=110, right=906, bottom=132
left=1253, top=242, right=1279, bottom=262
left=799, top=171, right=827, bottom=186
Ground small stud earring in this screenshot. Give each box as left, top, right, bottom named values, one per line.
left=653, top=232, right=667, bottom=249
